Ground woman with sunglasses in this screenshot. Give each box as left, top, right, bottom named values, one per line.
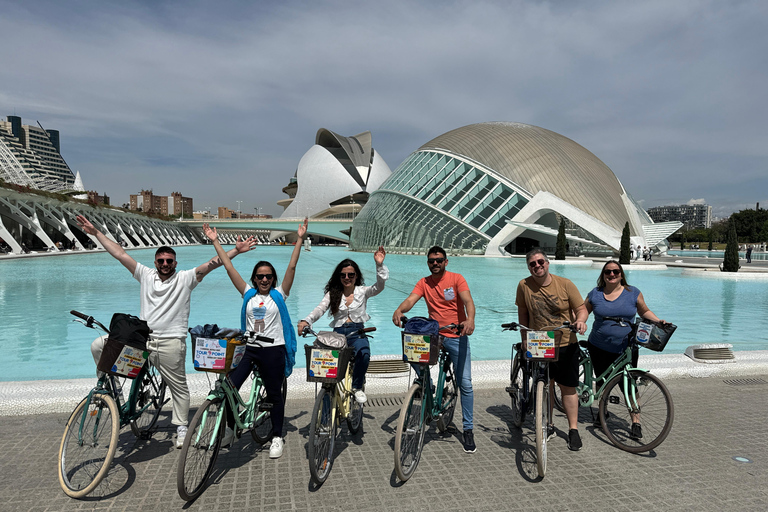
left=202, top=219, right=307, bottom=459
left=297, top=247, right=387, bottom=404
left=584, top=260, right=665, bottom=438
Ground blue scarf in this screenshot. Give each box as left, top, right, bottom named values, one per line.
left=241, top=287, right=297, bottom=377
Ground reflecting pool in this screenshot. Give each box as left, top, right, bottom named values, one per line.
left=2, top=246, right=767, bottom=382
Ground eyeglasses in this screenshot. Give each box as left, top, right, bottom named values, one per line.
left=528, top=259, right=547, bottom=268
left=255, top=273, right=274, bottom=281
left=427, top=258, right=445, bottom=264
left=340, top=272, right=356, bottom=279
left=156, top=258, right=175, bottom=265
left=603, top=269, right=622, bottom=276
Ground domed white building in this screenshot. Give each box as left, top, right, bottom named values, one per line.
left=350, top=122, right=681, bottom=256
left=279, top=128, right=391, bottom=220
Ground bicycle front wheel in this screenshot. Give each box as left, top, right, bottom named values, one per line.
left=177, top=399, right=224, bottom=501
left=308, top=387, right=337, bottom=485
left=436, top=363, right=458, bottom=433
left=129, top=364, right=167, bottom=437
left=508, top=355, right=526, bottom=428
left=58, top=393, right=120, bottom=498
left=394, top=383, right=426, bottom=482
left=534, top=380, right=548, bottom=478
left=599, top=370, right=673, bottom=453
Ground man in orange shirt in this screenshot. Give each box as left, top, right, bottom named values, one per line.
left=393, top=246, right=477, bottom=453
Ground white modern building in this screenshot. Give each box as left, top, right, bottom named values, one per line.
left=279, top=128, right=391, bottom=220
left=351, top=122, right=682, bottom=256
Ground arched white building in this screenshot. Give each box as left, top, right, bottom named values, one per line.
left=351, top=122, right=681, bottom=256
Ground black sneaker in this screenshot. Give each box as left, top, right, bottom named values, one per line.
left=567, top=429, right=582, bottom=451
left=630, top=423, right=643, bottom=439
left=547, top=424, right=556, bottom=440
left=462, top=429, right=477, bottom=453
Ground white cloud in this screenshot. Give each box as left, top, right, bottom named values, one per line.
left=687, top=199, right=707, bottom=205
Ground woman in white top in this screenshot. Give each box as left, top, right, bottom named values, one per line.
left=298, top=247, right=387, bottom=404
left=203, top=219, right=307, bottom=459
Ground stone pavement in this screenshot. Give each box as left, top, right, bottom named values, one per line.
left=1, top=373, right=767, bottom=512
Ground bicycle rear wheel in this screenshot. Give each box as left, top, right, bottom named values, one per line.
left=436, top=363, right=458, bottom=433
left=308, top=387, right=337, bottom=485
left=599, top=370, right=673, bottom=453
left=508, top=354, right=526, bottom=428
left=58, top=393, right=120, bottom=498
left=251, top=376, right=287, bottom=444
left=534, top=380, right=548, bottom=477
left=129, top=364, right=167, bottom=437
left=177, top=399, right=223, bottom=501
left=394, top=383, right=427, bottom=482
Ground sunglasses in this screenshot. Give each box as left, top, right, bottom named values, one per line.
left=255, top=273, right=274, bottom=281
left=603, top=269, right=622, bottom=276
left=156, top=258, right=175, bottom=265
left=528, top=259, right=547, bottom=268
left=427, top=258, right=446, bottom=264
left=339, top=272, right=356, bottom=279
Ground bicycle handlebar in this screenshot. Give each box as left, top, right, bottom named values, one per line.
left=501, top=321, right=577, bottom=333
left=243, top=332, right=276, bottom=343
left=70, top=310, right=109, bottom=333
left=300, top=326, right=376, bottom=338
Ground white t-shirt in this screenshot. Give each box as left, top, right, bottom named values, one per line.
left=133, top=263, right=199, bottom=338
left=243, top=285, right=287, bottom=347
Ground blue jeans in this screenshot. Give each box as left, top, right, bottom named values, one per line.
left=413, top=335, right=474, bottom=430
left=333, top=322, right=370, bottom=390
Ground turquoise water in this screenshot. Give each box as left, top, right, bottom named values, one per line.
left=2, top=246, right=767, bottom=382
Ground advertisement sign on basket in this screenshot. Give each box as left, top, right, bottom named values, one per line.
left=526, top=331, right=557, bottom=359
left=111, top=345, right=149, bottom=378
left=403, top=333, right=432, bottom=363
left=194, top=338, right=246, bottom=371
left=308, top=348, right=341, bottom=379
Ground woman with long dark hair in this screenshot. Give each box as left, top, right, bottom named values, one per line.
left=298, top=247, right=387, bottom=404
left=202, top=219, right=307, bottom=459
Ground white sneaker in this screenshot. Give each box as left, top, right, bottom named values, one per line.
left=176, top=425, right=188, bottom=449
left=354, top=389, right=367, bottom=404
left=222, top=426, right=235, bottom=448
left=269, top=436, right=284, bottom=459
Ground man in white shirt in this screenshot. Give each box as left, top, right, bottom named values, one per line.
left=76, top=215, right=256, bottom=447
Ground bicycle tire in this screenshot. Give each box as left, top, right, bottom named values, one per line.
left=436, top=363, right=458, bottom=433
left=177, top=399, right=223, bottom=501
left=308, top=387, right=337, bottom=485
left=394, top=383, right=426, bottom=482
left=251, top=375, right=287, bottom=444
left=347, top=383, right=364, bottom=434
left=599, top=370, right=674, bottom=453
left=508, top=355, right=526, bottom=428
left=534, top=380, right=548, bottom=477
left=129, top=364, right=167, bottom=437
left=58, top=393, right=120, bottom=498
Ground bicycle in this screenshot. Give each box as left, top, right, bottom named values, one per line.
left=177, top=332, right=287, bottom=501
left=58, top=310, right=168, bottom=498
left=393, top=317, right=460, bottom=482
left=302, top=325, right=376, bottom=485
left=503, top=321, right=576, bottom=478
left=552, top=316, right=674, bottom=453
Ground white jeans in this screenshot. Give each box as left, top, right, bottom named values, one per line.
left=91, top=335, right=190, bottom=426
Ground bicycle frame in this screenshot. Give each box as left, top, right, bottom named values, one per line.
left=194, top=371, right=268, bottom=444
left=413, top=344, right=451, bottom=424
left=575, top=343, right=645, bottom=410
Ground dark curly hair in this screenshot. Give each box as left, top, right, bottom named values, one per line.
left=325, top=259, right=364, bottom=316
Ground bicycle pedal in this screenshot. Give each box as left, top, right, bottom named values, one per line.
left=609, top=396, right=621, bottom=404
left=258, top=402, right=274, bottom=412
left=504, top=386, right=514, bottom=393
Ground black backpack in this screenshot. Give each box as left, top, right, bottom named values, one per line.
left=108, top=313, right=150, bottom=348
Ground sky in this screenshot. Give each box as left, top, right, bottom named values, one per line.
left=1, top=0, right=766, bottom=219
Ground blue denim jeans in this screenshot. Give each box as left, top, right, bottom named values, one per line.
left=413, top=335, right=474, bottom=430
left=333, top=322, right=370, bottom=390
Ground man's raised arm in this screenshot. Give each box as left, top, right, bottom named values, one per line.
left=76, top=215, right=137, bottom=274
left=194, top=234, right=257, bottom=282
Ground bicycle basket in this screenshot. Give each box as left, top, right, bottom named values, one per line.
left=401, top=317, right=441, bottom=365
left=633, top=320, right=677, bottom=352
left=525, top=331, right=562, bottom=361
left=305, top=345, right=353, bottom=383
left=192, top=336, right=247, bottom=373
left=97, top=338, right=150, bottom=379
left=314, top=331, right=347, bottom=349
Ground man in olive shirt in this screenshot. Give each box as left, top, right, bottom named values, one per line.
left=516, top=248, right=587, bottom=450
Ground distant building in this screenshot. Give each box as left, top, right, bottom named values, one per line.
left=647, top=204, right=712, bottom=229
left=129, top=190, right=193, bottom=217
left=218, top=207, right=235, bottom=219
left=86, top=191, right=109, bottom=206
left=0, top=115, right=77, bottom=191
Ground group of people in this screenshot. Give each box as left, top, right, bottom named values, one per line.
left=75, top=213, right=663, bottom=459
left=630, top=245, right=652, bottom=261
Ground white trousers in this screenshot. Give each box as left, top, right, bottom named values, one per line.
left=91, top=335, right=190, bottom=426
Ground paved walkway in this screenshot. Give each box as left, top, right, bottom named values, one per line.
left=2, top=370, right=767, bottom=511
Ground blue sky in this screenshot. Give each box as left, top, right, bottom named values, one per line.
left=1, top=0, right=766, bottom=218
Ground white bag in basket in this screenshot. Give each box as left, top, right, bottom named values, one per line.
left=314, top=331, right=347, bottom=349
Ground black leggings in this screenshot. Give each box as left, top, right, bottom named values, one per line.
left=587, top=342, right=638, bottom=384
left=226, top=344, right=286, bottom=438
